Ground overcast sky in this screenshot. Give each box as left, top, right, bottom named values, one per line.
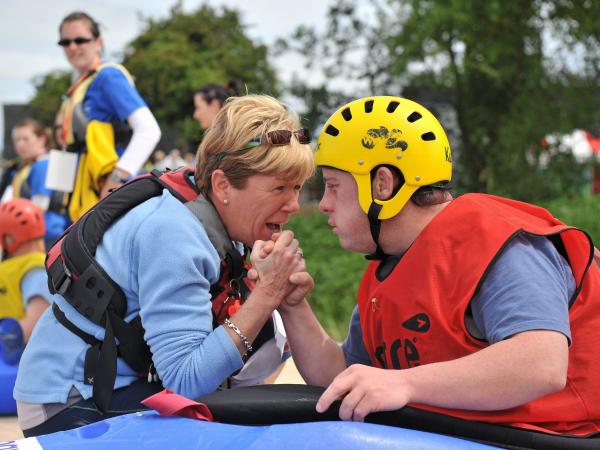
left=0, top=0, right=332, bottom=146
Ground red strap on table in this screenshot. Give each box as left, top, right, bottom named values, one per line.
left=142, top=389, right=214, bottom=421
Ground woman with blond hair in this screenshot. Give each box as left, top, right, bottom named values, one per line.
left=15, top=95, right=314, bottom=436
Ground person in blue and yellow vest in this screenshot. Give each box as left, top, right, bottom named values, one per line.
left=274, top=96, right=600, bottom=437
left=0, top=199, right=53, bottom=364
left=10, top=118, right=70, bottom=249
left=55, top=11, right=161, bottom=221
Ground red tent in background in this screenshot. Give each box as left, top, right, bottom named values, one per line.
left=544, top=130, right=600, bottom=194
left=585, top=131, right=600, bottom=194
left=585, top=131, right=600, bottom=154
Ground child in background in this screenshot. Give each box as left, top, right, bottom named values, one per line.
left=0, top=199, right=53, bottom=364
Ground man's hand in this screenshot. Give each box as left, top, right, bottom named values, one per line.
left=285, top=271, right=314, bottom=307
left=316, top=364, right=411, bottom=422
left=316, top=330, right=569, bottom=421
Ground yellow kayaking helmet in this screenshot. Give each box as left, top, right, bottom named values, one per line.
left=316, top=96, right=452, bottom=220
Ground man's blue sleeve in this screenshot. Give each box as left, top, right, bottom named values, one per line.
left=342, top=305, right=372, bottom=366
left=471, top=233, right=574, bottom=344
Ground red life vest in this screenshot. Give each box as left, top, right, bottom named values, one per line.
left=358, top=193, right=600, bottom=436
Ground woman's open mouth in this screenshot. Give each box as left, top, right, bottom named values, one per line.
left=266, top=223, right=282, bottom=233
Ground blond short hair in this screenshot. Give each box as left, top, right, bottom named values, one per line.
left=195, top=95, right=314, bottom=193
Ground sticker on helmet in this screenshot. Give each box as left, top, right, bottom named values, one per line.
left=361, top=126, right=408, bottom=151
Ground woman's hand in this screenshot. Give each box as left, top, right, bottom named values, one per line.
left=250, top=230, right=307, bottom=307
left=249, top=232, right=314, bottom=308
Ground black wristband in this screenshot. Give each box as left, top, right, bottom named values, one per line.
left=109, top=171, right=128, bottom=184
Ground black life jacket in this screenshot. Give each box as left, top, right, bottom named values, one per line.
left=45, top=167, right=273, bottom=413
left=19, top=176, right=68, bottom=215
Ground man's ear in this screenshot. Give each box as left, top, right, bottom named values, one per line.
left=210, top=169, right=231, bottom=203
left=372, top=166, right=396, bottom=201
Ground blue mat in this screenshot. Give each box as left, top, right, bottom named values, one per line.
left=30, top=411, right=498, bottom=449
left=0, top=356, right=17, bottom=414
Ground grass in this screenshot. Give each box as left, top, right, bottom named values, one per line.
left=286, top=195, right=600, bottom=341
left=540, top=195, right=600, bottom=245
left=287, top=203, right=367, bottom=341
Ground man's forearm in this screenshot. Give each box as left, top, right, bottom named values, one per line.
left=405, top=330, right=568, bottom=410
left=279, top=299, right=347, bottom=386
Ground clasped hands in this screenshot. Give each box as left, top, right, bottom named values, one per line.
left=248, top=230, right=314, bottom=309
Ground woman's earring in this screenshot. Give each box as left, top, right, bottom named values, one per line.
left=224, top=199, right=229, bottom=205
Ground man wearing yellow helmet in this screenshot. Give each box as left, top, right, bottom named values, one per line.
left=274, top=96, right=600, bottom=437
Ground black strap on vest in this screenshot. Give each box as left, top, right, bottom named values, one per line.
left=47, top=168, right=198, bottom=413
left=18, top=173, right=67, bottom=215
left=46, top=168, right=274, bottom=413
left=365, top=202, right=387, bottom=260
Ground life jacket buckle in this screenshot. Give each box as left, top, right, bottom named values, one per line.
left=54, top=258, right=73, bottom=295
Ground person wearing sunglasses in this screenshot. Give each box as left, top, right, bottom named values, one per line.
left=14, top=95, right=314, bottom=436
left=53, top=11, right=161, bottom=222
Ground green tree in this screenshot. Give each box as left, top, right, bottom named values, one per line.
left=279, top=0, right=600, bottom=201
left=121, top=3, right=279, bottom=149
left=28, top=71, right=71, bottom=128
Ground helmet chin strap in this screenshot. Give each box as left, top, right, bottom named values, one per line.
left=365, top=202, right=387, bottom=260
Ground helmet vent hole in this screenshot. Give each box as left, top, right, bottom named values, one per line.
left=386, top=101, right=400, bottom=113
left=364, top=100, right=374, bottom=113
left=421, top=132, right=436, bottom=141
left=407, top=112, right=422, bottom=123
left=325, top=125, right=339, bottom=137
left=341, top=108, right=352, bottom=121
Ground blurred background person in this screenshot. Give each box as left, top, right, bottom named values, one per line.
left=148, top=149, right=166, bottom=171
left=0, top=157, right=19, bottom=203
left=55, top=11, right=161, bottom=221
left=10, top=119, right=69, bottom=249
left=155, top=148, right=185, bottom=171
left=0, top=199, right=53, bottom=365
left=183, top=151, right=196, bottom=167
left=193, top=81, right=242, bottom=130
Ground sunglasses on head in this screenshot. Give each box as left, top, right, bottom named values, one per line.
left=243, top=128, right=311, bottom=149
left=215, top=128, right=311, bottom=163
left=57, top=37, right=94, bottom=47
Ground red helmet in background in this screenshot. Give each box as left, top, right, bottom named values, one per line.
left=0, top=198, right=45, bottom=256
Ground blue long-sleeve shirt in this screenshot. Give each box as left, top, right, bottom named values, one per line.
left=14, top=189, right=243, bottom=404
